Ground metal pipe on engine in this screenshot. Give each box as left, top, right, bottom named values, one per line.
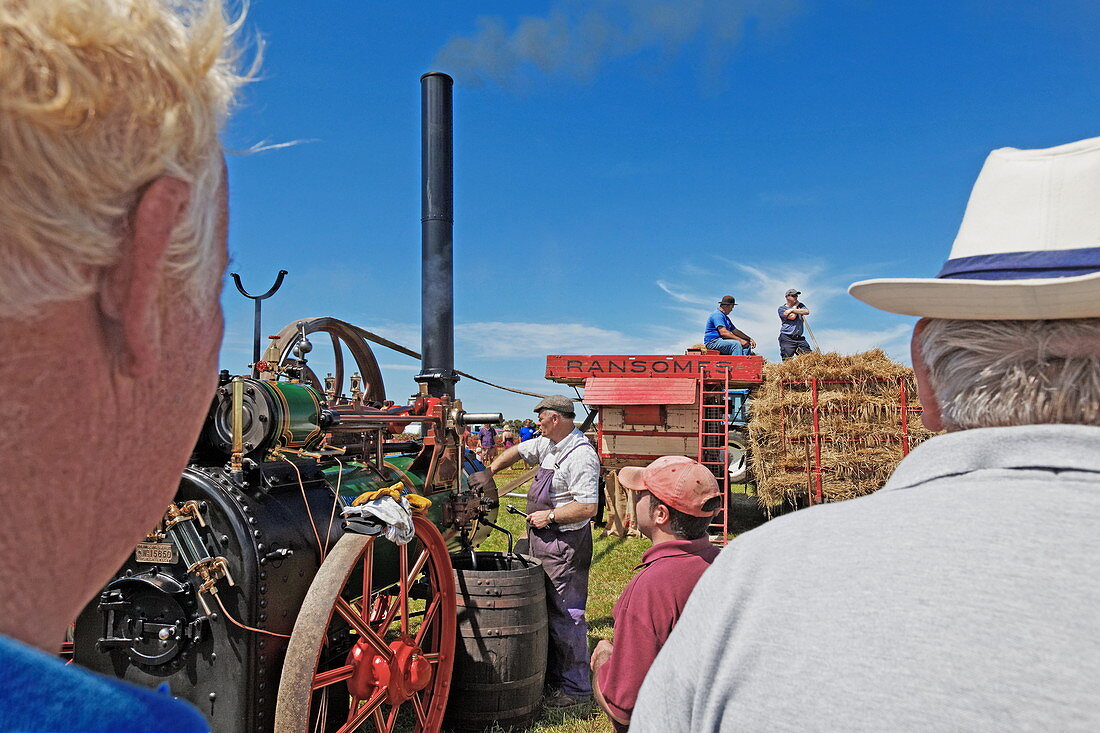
left=458, top=412, right=504, bottom=425
left=416, top=72, right=458, bottom=398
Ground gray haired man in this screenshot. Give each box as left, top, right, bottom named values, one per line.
left=632, top=137, right=1100, bottom=730
left=470, top=395, right=600, bottom=707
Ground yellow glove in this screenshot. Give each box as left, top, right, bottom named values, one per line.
left=405, top=493, right=433, bottom=515
left=352, top=483, right=432, bottom=516
left=351, top=482, right=404, bottom=506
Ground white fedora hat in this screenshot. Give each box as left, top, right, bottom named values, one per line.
left=849, top=136, right=1100, bottom=319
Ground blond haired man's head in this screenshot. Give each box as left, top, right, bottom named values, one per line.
left=0, top=0, right=251, bottom=315
left=0, top=0, right=252, bottom=658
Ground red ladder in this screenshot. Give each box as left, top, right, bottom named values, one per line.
left=697, top=369, right=731, bottom=544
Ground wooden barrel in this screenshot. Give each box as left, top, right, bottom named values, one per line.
left=445, top=552, right=547, bottom=731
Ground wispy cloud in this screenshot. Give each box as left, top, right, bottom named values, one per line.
left=434, top=0, right=804, bottom=88
left=461, top=321, right=634, bottom=358
left=378, top=362, right=420, bottom=372
left=656, top=280, right=711, bottom=306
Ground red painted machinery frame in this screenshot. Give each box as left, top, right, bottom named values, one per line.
left=546, top=354, right=764, bottom=385
left=777, top=377, right=922, bottom=505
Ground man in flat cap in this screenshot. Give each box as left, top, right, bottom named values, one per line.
left=778, top=288, right=812, bottom=360
left=634, top=137, right=1100, bottom=730
left=703, top=296, right=756, bottom=355
left=471, top=395, right=601, bottom=708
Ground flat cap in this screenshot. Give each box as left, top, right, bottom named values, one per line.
left=719, top=295, right=736, bottom=305
left=533, top=395, right=576, bottom=416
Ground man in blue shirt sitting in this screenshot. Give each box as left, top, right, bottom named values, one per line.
left=778, top=288, right=813, bottom=360
left=0, top=2, right=248, bottom=730
left=704, top=296, right=756, bottom=355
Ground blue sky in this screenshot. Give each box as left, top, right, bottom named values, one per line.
left=220, top=0, right=1099, bottom=419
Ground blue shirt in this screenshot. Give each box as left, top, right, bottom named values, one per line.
left=704, top=310, right=735, bottom=343
left=778, top=302, right=805, bottom=337
left=519, top=426, right=534, bottom=441
left=0, top=634, right=209, bottom=732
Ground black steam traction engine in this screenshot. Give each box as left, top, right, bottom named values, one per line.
left=73, top=73, right=514, bottom=733
left=74, top=317, right=504, bottom=733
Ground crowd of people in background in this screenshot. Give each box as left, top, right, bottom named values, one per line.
left=464, top=418, right=539, bottom=465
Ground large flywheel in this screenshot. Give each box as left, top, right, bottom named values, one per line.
left=263, top=317, right=387, bottom=405
left=275, top=516, right=457, bottom=732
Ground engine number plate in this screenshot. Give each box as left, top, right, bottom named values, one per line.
left=135, top=542, right=179, bottom=564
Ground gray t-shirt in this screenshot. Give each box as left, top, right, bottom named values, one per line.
left=632, top=424, right=1100, bottom=732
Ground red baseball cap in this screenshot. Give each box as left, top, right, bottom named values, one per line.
left=618, top=456, right=721, bottom=517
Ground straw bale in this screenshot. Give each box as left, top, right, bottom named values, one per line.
left=748, top=349, right=939, bottom=511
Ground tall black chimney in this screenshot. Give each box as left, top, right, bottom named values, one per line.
left=416, top=72, right=458, bottom=398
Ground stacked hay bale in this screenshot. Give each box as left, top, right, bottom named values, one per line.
left=748, top=349, right=936, bottom=511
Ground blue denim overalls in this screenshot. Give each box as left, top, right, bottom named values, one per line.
left=526, top=440, right=596, bottom=697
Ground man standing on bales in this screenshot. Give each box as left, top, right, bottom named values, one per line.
left=633, top=136, right=1100, bottom=730
left=778, top=288, right=812, bottom=360
left=703, top=295, right=756, bottom=355
left=0, top=1, right=247, bottom=730
left=470, top=396, right=601, bottom=708
left=590, top=456, right=721, bottom=732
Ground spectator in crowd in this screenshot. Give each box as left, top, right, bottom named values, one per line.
left=591, top=457, right=721, bottom=732
left=478, top=423, right=498, bottom=464
left=0, top=2, right=248, bottom=730
left=519, top=419, right=536, bottom=441
left=632, top=137, right=1100, bottom=730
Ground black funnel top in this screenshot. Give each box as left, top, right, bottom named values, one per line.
left=416, top=72, right=458, bottom=397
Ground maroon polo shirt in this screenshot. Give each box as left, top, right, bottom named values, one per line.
left=597, top=536, right=720, bottom=731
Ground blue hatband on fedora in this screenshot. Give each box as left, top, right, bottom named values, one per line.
left=936, top=246, right=1100, bottom=281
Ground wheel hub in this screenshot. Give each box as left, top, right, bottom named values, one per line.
left=346, top=636, right=432, bottom=704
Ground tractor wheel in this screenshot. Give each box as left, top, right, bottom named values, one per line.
left=728, top=428, right=750, bottom=485
left=275, top=516, right=456, bottom=732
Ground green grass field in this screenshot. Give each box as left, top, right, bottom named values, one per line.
left=463, top=465, right=768, bottom=732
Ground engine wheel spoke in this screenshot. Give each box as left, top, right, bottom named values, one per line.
left=335, top=598, right=392, bottom=661
left=398, top=543, right=409, bottom=637
left=414, top=597, right=441, bottom=646
left=336, top=689, right=385, bottom=733
left=311, top=664, right=354, bottom=691
left=411, top=692, right=428, bottom=728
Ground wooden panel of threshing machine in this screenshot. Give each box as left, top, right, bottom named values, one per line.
left=545, top=353, right=763, bottom=470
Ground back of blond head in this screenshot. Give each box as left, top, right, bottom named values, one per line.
left=0, top=0, right=252, bottom=316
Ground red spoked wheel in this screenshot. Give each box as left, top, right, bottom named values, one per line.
left=275, top=516, right=456, bottom=732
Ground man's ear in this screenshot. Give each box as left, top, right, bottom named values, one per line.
left=911, top=319, right=944, bottom=432
left=652, top=501, right=671, bottom=527
left=99, top=177, right=190, bottom=378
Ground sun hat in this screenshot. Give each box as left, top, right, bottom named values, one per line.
left=618, top=455, right=720, bottom=517
left=719, top=295, right=736, bottom=306
left=849, top=136, right=1100, bottom=319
